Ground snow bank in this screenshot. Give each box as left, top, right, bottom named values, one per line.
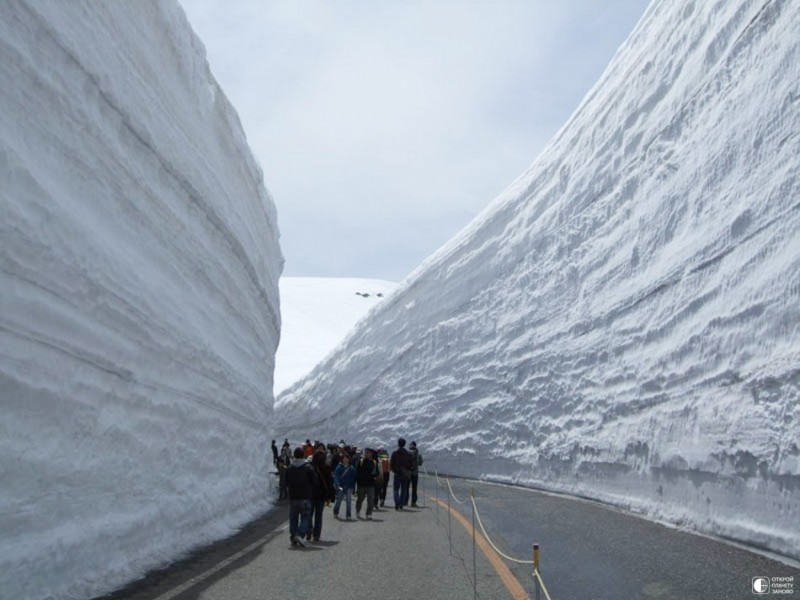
left=277, top=0, right=800, bottom=559
left=0, top=2, right=281, bottom=597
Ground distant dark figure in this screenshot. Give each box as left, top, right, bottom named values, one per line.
left=409, top=441, right=424, bottom=507
left=390, top=438, right=413, bottom=510
left=277, top=445, right=291, bottom=500
left=376, top=447, right=391, bottom=507
left=271, top=439, right=278, bottom=467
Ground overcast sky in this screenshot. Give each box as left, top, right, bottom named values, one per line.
left=181, top=1, right=651, bottom=281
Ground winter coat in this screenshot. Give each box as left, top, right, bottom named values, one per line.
left=409, top=448, right=423, bottom=474
left=334, top=462, right=356, bottom=490
left=311, top=453, right=332, bottom=502
left=286, top=458, right=316, bottom=500
left=390, top=447, right=414, bottom=480
left=356, top=457, right=378, bottom=488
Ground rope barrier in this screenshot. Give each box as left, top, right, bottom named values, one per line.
left=534, top=569, right=553, bottom=600
left=432, top=464, right=556, bottom=599
left=446, top=477, right=468, bottom=505
left=469, top=495, right=533, bottom=564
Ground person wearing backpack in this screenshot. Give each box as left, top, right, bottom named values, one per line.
left=376, top=447, right=390, bottom=507
left=333, top=453, right=356, bottom=520
left=390, top=438, right=414, bottom=510
left=355, top=448, right=378, bottom=519
left=285, top=447, right=315, bottom=547
left=409, top=441, right=424, bottom=507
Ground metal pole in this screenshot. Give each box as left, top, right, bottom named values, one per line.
left=533, top=543, right=541, bottom=600
left=435, top=470, right=439, bottom=525
left=472, top=487, right=477, bottom=600
left=447, top=482, right=452, bottom=556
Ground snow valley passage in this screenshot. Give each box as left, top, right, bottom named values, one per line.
left=1, top=0, right=799, bottom=598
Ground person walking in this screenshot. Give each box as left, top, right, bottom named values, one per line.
left=285, top=447, right=315, bottom=547
left=333, top=453, right=356, bottom=520
left=355, top=448, right=378, bottom=519
left=376, top=447, right=390, bottom=507
left=271, top=439, right=278, bottom=467
left=390, top=438, right=413, bottom=510
left=308, top=449, right=331, bottom=541
left=409, top=441, right=424, bottom=507
left=277, top=444, right=291, bottom=500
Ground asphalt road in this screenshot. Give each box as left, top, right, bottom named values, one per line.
left=439, top=475, right=799, bottom=600
left=99, top=473, right=798, bottom=600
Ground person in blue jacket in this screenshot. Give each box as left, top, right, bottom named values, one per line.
left=333, top=453, right=356, bottom=520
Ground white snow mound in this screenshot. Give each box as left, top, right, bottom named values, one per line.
left=0, top=2, right=282, bottom=598
left=277, top=0, right=800, bottom=559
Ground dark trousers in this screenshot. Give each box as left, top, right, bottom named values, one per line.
left=289, top=499, right=311, bottom=540
left=311, top=498, right=325, bottom=539
left=379, top=473, right=390, bottom=505
left=411, top=473, right=419, bottom=505
left=393, top=475, right=410, bottom=507
left=356, top=486, right=375, bottom=516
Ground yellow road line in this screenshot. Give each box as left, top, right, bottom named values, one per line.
left=430, top=496, right=529, bottom=600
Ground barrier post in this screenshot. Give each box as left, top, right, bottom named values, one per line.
left=435, top=470, right=439, bottom=524
left=533, top=544, right=540, bottom=600
left=471, top=486, right=477, bottom=600
left=447, top=481, right=452, bottom=555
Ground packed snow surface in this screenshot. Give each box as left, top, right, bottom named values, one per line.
left=278, top=0, right=800, bottom=559
left=0, top=2, right=281, bottom=598
left=275, top=278, right=397, bottom=395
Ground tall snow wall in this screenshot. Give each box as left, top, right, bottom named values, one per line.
left=277, top=0, right=800, bottom=559
left=0, top=2, right=282, bottom=598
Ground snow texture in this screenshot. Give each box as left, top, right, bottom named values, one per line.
left=0, top=2, right=282, bottom=598
left=278, top=0, right=800, bottom=559
left=275, top=278, right=397, bottom=395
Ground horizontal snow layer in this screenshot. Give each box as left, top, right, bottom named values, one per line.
left=278, top=0, right=800, bottom=559
left=0, top=2, right=281, bottom=598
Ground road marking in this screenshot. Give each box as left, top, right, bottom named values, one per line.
left=151, top=526, right=286, bottom=600
left=430, top=496, right=530, bottom=600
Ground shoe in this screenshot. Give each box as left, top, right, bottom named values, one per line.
left=313, top=536, right=320, bottom=542
left=366, top=515, right=373, bottom=520
left=346, top=516, right=352, bottom=521
left=294, top=536, right=306, bottom=547
left=290, top=536, right=299, bottom=547
left=412, top=503, right=419, bottom=507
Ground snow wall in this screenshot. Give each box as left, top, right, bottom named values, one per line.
left=277, top=0, right=800, bottom=559
left=0, top=2, right=282, bottom=598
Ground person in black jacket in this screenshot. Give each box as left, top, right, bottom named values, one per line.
left=309, top=449, right=331, bottom=541
left=285, top=447, right=315, bottom=547
left=355, top=448, right=378, bottom=519
left=390, top=438, right=414, bottom=510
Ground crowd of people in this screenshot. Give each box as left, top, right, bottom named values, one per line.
left=270, top=437, right=424, bottom=547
